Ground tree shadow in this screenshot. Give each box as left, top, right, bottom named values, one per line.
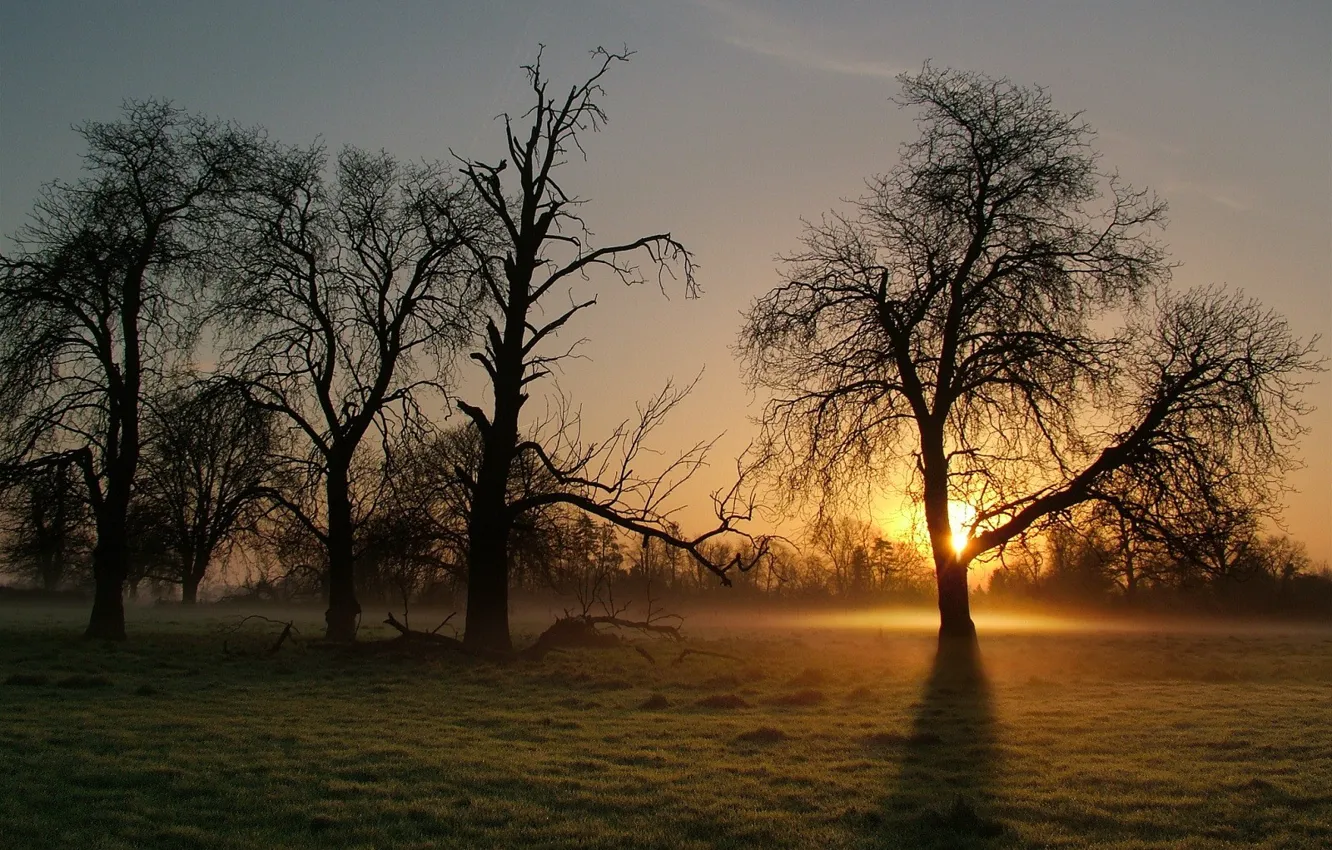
left=863, top=638, right=1005, bottom=848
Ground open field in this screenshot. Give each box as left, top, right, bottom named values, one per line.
left=1, top=604, right=1330, bottom=849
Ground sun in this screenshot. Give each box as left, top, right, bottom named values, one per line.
left=949, top=501, right=977, bottom=555
left=867, top=491, right=980, bottom=557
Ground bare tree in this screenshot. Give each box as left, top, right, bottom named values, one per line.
left=218, top=145, right=484, bottom=640
left=0, top=460, right=93, bottom=591
left=135, top=379, right=279, bottom=602
left=453, top=47, right=766, bottom=652
left=809, top=515, right=881, bottom=597
left=0, top=101, right=261, bottom=638
left=740, top=66, right=1321, bottom=640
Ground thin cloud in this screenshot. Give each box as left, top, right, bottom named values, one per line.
left=695, top=0, right=905, bottom=79
left=1164, top=179, right=1255, bottom=213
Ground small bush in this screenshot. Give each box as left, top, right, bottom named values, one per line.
left=735, top=726, right=787, bottom=744
left=771, top=688, right=826, bottom=706
left=639, top=693, right=670, bottom=710
left=4, top=673, right=50, bottom=686
left=788, top=667, right=827, bottom=687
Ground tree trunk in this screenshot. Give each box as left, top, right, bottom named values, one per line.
left=41, top=552, right=60, bottom=593
left=1119, top=515, right=1137, bottom=604
left=936, top=558, right=976, bottom=641
left=178, top=547, right=209, bottom=604
left=181, top=572, right=201, bottom=604
left=920, top=427, right=975, bottom=641
left=463, top=449, right=514, bottom=653
left=84, top=517, right=127, bottom=640
left=463, top=518, right=512, bottom=653
left=462, top=292, right=526, bottom=652
left=324, top=464, right=360, bottom=641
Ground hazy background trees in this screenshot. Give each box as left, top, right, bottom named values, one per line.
left=133, top=379, right=279, bottom=602
left=0, top=461, right=92, bottom=592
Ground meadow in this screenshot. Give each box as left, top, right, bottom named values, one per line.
left=1, top=603, right=1329, bottom=849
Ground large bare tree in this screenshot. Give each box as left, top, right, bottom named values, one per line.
left=0, top=101, right=260, bottom=638
left=740, top=66, right=1320, bottom=640
left=454, top=48, right=764, bottom=653
left=219, top=145, right=484, bottom=640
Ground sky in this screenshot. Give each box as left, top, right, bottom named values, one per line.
left=2, top=0, right=1329, bottom=561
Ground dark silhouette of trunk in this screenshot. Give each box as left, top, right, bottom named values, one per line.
left=40, top=544, right=65, bottom=592
left=85, top=510, right=127, bottom=640
left=84, top=241, right=146, bottom=636
left=39, top=481, right=70, bottom=591
left=86, top=414, right=137, bottom=638
left=181, top=574, right=201, bottom=605
left=41, top=561, right=59, bottom=593
left=921, top=425, right=975, bottom=640
left=324, top=462, right=360, bottom=641
left=1123, top=548, right=1138, bottom=602
left=463, top=508, right=512, bottom=652
left=1116, top=514, right=1138, bottom=603
left=181, top=548, right=209, bottom=604
left=936, top=558, right=975, bottom=640
left=463, top=322, right=524, bottom=652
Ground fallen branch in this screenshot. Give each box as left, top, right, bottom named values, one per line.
left=222, top=615, right=300, bottom=656
left=380, top=612, right=541, bottom=663
left=430, top=612, right=457, bottom=636
left=384, top=612, right=465, bottom=649
left=317, top=609, right=680, bottom=665
left=267, top=622, right=296, bottom=655
left=583, top=614, right=682, bottom=640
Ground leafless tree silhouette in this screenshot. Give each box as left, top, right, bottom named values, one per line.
left=453, top=47, right=766, bottom=652
left=135, top=379, right=279, bottom=602
left=0, top=100, right=262, bottom=638
left=217, top=145, right=486, bottom=640
left=740, top=66, right=1321, bottom=640
left=0, top=460, right=93, bottom=591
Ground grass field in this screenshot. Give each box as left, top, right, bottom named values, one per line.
left=1, top=604, right=1330, bottom=849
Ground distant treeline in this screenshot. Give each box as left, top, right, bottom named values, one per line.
left=6, top=489, right=1327, bottom=619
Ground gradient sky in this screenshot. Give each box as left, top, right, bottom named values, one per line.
left=2, top=1, right=1329, bottom=561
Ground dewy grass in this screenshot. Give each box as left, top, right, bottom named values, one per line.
left=0, top=604, right=1329, bottom=849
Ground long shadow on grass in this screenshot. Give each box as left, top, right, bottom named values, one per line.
left=863, top=637, right=1004, bottom=848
